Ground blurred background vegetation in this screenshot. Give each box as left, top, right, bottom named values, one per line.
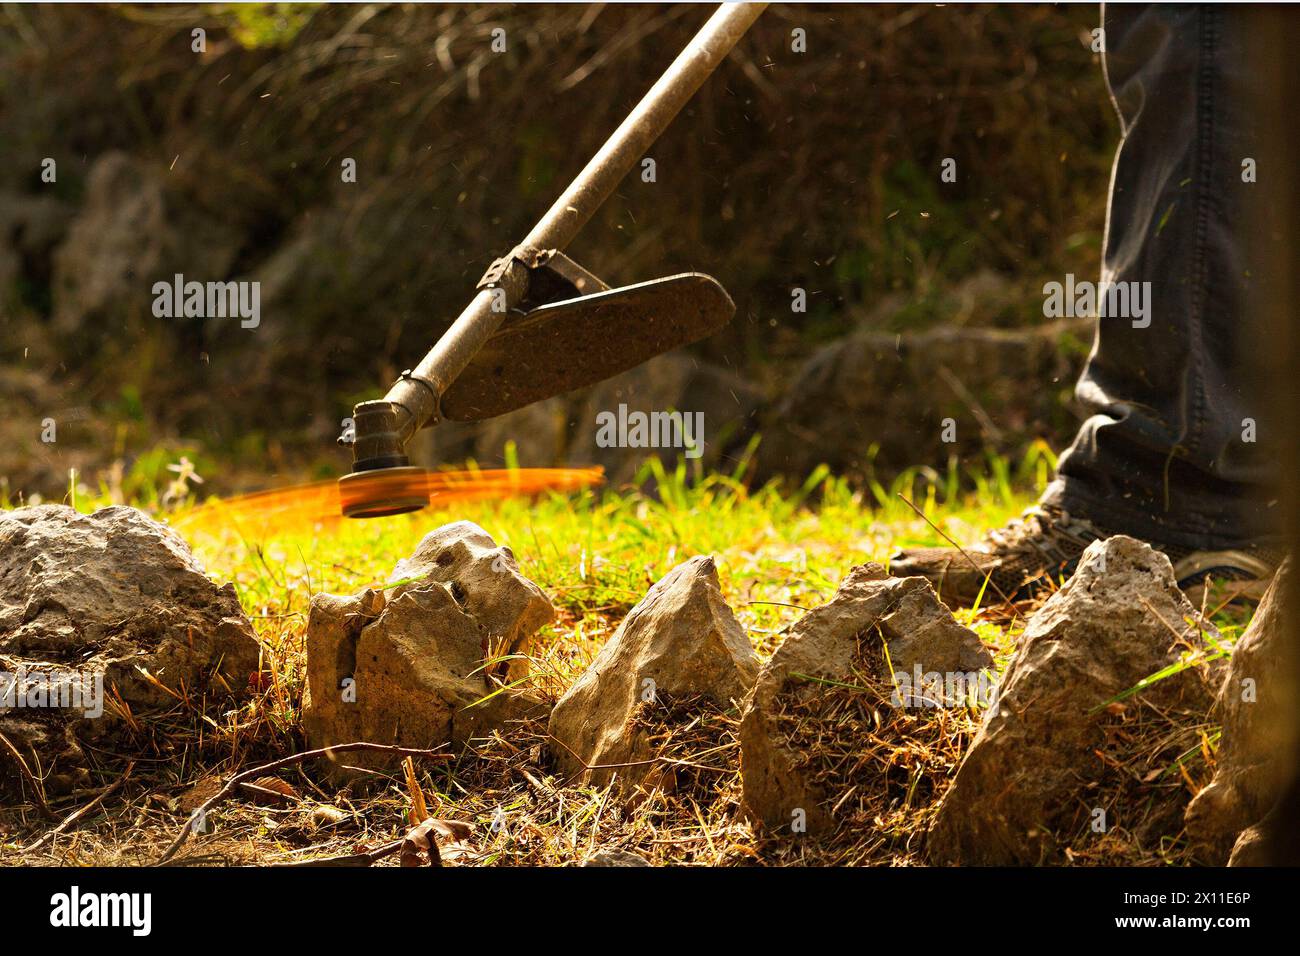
left=0, top=3, right=1115, bottom=501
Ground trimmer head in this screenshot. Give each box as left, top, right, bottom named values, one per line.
left=440, top=272, right=735, bottom=422
left=338, top=466, right=430, bottom=519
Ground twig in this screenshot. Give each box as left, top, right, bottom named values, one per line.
left=936, top=364, right=1004, bottom=442
left=896, top=492, right=1017, bottom=612
left=587, top=777, right=614, bottom=854
left=155, top=742, right=453, bottom=865
left=0, top=730, right=55, bottom=820
left=1140, top=596, right=1198, bottom=648
left=546, top=733, right=659, bottom=773
left=237, top=780, right=295, bottom=804
left=24, top=761, right=135, bottom=852
left=273, top=839, right=403, bottom=868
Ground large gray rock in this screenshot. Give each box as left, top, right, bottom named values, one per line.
left=757, top=314, right=1090, bottom=483
left=1225, top=819, right=1276, bottom=866
left=1185, top=558, right=1296, bottom=864
left=740, top=563, right=992, bottom=834
left=548, top=556, right=758, bottom=789
left=928, top=536, right=1219, bottom=864
left=300, top=588, right=384, bottom=762
left=50, top=152, right=240, bottom=334
left=303, top=521, right=554, bottom=775
left=0, top=505, right=261, bottom=795
left=567, top=354, right=764, bottom=484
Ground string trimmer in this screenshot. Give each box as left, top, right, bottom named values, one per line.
left=338, top=3, right=767, bottom=517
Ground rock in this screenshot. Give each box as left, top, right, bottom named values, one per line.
left=1222, top=793, right=1300, bottom=867
left=301, top=589, right=385, bottom=755
left=581, top=849, right=651, bottom=867
left=0, top=716, right=89, bottom=799
left=303, top=522, right=554, bottom=775
left=739, top=563, right=992, bottom=834
left=50, top=152, right=241, bottom=335
left=1185, top=558, right=1297, bottom=864
left=353, top=585, right=548, bottom=753
left=390, top=520, right=555, bottom=681
left=1226, top=823, right=1272, bottom=866
left=0, top=505, right=261, bottom=701
left=0, top=505, right=261, bottom=795
left=547, top=556, right=758, bottom=789
left=757, top=315, right=1090, bottom=484
left=927, top=536, right=1219, bottom=865
left=567, top=354, right=764, bottom=484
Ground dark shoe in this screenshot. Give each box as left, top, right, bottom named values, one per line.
left=1173, top=549, right=1282, bottom=605
left=888, top=504, right=1279, bottom=608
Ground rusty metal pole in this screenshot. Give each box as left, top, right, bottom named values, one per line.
left=349, top=3, right=766, bottom=472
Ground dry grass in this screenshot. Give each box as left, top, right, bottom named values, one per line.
left=766, top=634, right=983, bottom=866
left=1063, top=694, right=1221, bottom=866
left=0, top=630, right=1228, bottom=868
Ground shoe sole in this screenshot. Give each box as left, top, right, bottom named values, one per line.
left=1174, top=550, right=1277, bottom=606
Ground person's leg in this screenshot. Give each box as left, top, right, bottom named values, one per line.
left=1042, top=3, right=1275, bottom=552
left=892, top=4, right=1279, bottom=606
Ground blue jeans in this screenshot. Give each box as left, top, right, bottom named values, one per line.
left=1042, top=4, right=1277, bottom=551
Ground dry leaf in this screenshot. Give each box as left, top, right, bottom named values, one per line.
left=245, top=776, right=299, bottom=805
left=400, top=817, right=476, bottom=867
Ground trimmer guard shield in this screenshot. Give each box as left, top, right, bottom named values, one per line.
left=439, top=272, right=735, bottom=422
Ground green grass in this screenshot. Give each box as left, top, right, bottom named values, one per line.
left=168, top=450, right=1044, bottom=666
